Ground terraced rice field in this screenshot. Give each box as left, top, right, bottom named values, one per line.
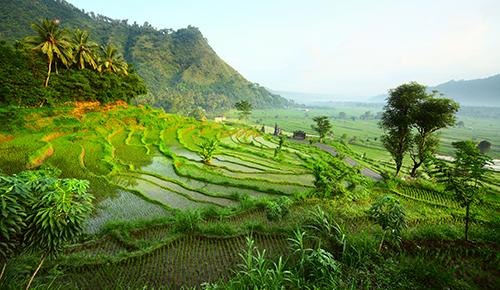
left=64, top=233, right=289, bottom=289
left=0, top=107, right=323, bottom=233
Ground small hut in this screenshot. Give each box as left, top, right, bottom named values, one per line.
left=292, top=130, right=306, bottom=140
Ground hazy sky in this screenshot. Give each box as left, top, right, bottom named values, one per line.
left=67, top=0, right=500, bottom=99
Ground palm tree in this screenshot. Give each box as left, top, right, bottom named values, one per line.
left=71, top=28, right=98, bottom=70
left=25, top=18, right=73, bottom=87
left=97, top=44, right=128, bottom=76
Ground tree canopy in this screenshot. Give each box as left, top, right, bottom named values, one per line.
left=0, top=19, right=147, bottom=107
left=380, top=82, right=458, bottom=176
left=235, top=100, right=253, bottom=121
left=312, top=116, right=332, bottom=143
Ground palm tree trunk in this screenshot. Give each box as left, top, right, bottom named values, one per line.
left=0, top=262, right=6, bottom=281
left=378, top=230, right=386, bottom=252
left=465, top=203, right=470, bottom=242
left=25, top=254, right=46, bottom=290
left=44, top=59, right=52, bottom=87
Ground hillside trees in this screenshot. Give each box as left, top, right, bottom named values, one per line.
left=380, top=82, right=458, bottom=176
left=71, top=28, right=98, bottom=70
left=97, top=44, right=128, bottom=75
left=0, top=19, right=146, bottom=107
left=25, top=18, right=73, bottom=87
left=311, top=116, right=332, bottom=143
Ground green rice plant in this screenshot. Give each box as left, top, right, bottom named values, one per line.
left=85, top=190, right=170, bottom=234
left=174, top=160, right=305, bottom=195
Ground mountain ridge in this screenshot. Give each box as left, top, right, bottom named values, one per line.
left=368, top=74, right=500, bottom=107
left=0, top=0, right=291, bottom=113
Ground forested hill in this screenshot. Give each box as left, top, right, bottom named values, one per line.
left=0, top=0, right=291, bottom=113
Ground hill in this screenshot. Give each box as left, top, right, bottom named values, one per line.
left=368, top=74, right=500, bottom=107
left=0, top=0, right=290, bottom=113
left=432, top=74, right=500, bottom=107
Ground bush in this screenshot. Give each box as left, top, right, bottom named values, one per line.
left=265, top=197, right=292, bottom=221
left=369, top=195, right=406, bottom=251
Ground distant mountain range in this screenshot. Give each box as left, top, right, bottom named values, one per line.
left=369, top=74, right=500, bottom=107
left=0, top=0, right=291, bottom=113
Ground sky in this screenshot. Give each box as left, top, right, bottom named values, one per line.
left=67, top=0, right=500, bottom=99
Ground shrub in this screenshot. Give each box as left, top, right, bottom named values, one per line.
left=265, top=197, right=292, bottom=221
left=369, top=195, right=406, bottom=251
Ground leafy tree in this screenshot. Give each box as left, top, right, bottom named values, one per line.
left=70, top=28, right=98, bottom=70
left=311, top=116, right=332, bottom=143
left=337, top=112, right=346, bottom=119
left=477, top=140, right=492, bottom=154
left=369, top=195, right=406, bottom=251
left=359, top=111, right=372, bottom=120
left=97, top=44, right=128, bottom=76
left=433, top=141, right=492, bottom=241
left=409, top=97, right=459, bottom=177
left=0, top=170, right=93, bottom=289
left=25, top=18, right=73, bottom=87
left=0, top=40, right=146, bottom=107
left=312, top=163, right=347, bottom=198
left=235, top=100, right=252, bottom=120
left=456, top=120, right=465, bottom=128
left=380, top=82, right=428, bottom=176
left=199, top=138, right=219, bottom=164
left=189, top=106, right=207, bottom=121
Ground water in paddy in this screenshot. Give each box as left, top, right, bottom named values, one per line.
left=141, top=151, right=276, bottom=199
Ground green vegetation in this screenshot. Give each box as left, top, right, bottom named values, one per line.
left=0, top=19, right=146, bottom=107
left=380, top=82, right=459, bottom=176
left=311, top=115, right=332, bottom=143
left=235, top=100, right=253, bottom=121
left=199, top=138, right=219, bottom=164
left=0, top=103, right=497, bottom=288
left=0, top=170, right=93, bottom=288
left=430, top=141, right=493, bottom=241
left=0, top=0, right=291, bottom=113
left=0, top=7, right=497, bottom=288
left=369, top=195, right=407, bottom=251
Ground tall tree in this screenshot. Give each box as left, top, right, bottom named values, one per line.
left=235, top=100, right=252, bottom=121
left=25, top=18, right=73, bottom=87
left=380, top=82, right=427, bottom=176
left=311, top=116, right=332, bottom=143
left=71, top=28, right=98, bottom=70
left=97, top=44, right=128, bottom=76
left=409, top=97, right=459, bottom=177
left=433, top=141, right=492, bottom=241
